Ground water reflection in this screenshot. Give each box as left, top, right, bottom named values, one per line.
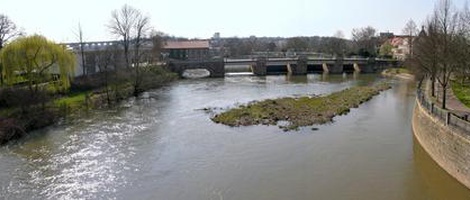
left=4, top=104, right=164, bottom=199
left=285, top=74, right=308, bottom=84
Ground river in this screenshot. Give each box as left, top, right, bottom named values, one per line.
left=1, top=74, right=470, bottom=200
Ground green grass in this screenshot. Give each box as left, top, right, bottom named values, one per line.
left=212, top=82, right=391, bottom=131
left=54, top=92, right=88, bottom=111
left=452, top=80, right=470, bottom=108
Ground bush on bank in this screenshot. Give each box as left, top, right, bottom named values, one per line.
left=0, top=65, right=178, bottom=144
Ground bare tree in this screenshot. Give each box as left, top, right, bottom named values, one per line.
left=352, top=26, right=378, bottom=57
left=402, top=19, right=419, bottom=57
left=132, top=12, right=151, bottom=95
left=434, top=0, right=461, bottom=109
left=412, top=18, right=440, bottom=95
left=108, top=4, right=152, bottom=96
left=413, top=0, right=462, bottom=109
left=328, top=30, right=346, bottom=57
left=75, top=23, right=88, bottom=77
left=108, top=4, right=139, bottom=69
left=0, top=14, right=22, bottom=86
left=0, top=14, right=21, bottom=49
left=95, top=46, right=117, bottom=104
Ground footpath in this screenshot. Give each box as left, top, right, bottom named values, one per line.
left=432, top=81, right=470, bottom=117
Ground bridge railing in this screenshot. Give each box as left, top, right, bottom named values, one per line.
left=224, top=57, right=396, bottom=62
left=417, top=88, right=470, bottom=135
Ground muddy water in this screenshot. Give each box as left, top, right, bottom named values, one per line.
left=1, top=74, right=469, bottom=199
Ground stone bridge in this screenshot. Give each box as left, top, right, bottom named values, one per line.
left=168, top=57, right=400, bottom=78
left=167, top=60, right=225, bottom=77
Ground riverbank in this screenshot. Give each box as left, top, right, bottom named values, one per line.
left=212, top=82, right=391, bottom=131
left=0, top=66, right=178, bottom=144
left=413, top=91, right=470, bottom=190
left=381, top=68, right=414, bottom=80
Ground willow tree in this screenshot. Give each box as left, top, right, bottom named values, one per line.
left=0, top=35, right=76, bottom=94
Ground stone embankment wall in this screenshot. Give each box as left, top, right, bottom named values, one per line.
left=412, top=98, right=470, bottom=189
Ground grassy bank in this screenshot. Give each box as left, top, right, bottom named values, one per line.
left=452, top=80, right=470, bottom=108
left=212, top=82, right=391, bottom=131
left=0, top=66, right=178, bottom=144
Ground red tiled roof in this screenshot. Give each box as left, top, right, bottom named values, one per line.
left=164, top=40, right=210, bottom=49
left=390, top=37, right=404, bottom=46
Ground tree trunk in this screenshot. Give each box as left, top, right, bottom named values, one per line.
left=81, top=49, right=86, bottom=76
left=124, top=42, right=130, bottom=69
left=431, top=76, right=436, bottom=97
left=133, top=66, right=140, bottom=97
left=418, top=76, right=424, bottom=89
left=442, top=85, right=447, bottom=110
left=105, top=70, right=110, bottom=104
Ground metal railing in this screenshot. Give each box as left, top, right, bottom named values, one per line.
left=417, top=89, right=470, bottom=134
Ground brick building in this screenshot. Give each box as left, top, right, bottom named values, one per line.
left=163, top=40, right=210, bottom=61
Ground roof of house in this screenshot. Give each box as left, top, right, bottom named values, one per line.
left=390, top=37, right=405, bottom=46
left=388, top=35, right=413, bottom=47
left=164, top=40, right=210, bottom=49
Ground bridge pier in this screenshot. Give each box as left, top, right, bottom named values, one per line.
left=293, top=56, right=308, bottom=75
left=252, top=58, right=267, bottom=76
left=288, top=56, right=307, bottom=75
left=216, top=57, right=400, bottom=77
left=323, top=57, right=344, bottom=74
left=362, top=58, right=377, bottom=73
left=322, top=63, right=329, bottom=73
left=353, top=63, right=361, bottom=72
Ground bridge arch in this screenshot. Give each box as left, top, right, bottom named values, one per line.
left=168, top=60, right=225, bottom=78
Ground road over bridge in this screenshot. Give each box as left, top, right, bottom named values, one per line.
left=167, top=57, right=400, bottom=78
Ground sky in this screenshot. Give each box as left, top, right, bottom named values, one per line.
left=0, top=0, right=467, bottom=43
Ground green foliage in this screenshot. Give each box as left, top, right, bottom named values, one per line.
left=0, top=35, right=76, bottom=92
left=54, top=92, right=87, bottom=107
left=379, top=41, right=393, bottom=58
left=53, top=91, right=91, bottom=115
left=452, top=81, right=470, bottom=108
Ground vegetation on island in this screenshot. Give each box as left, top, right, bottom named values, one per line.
left=382, top=68, right=414, bottom=80
left=212, top=83, right=391, bottom=131
left=383, top=68, right=411, bottom=75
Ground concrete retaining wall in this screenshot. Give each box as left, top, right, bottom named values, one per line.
left=412, top=99, right=470, bottom=189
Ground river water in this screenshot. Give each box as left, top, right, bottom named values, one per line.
left=1, top=74, right=470, bottom=200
